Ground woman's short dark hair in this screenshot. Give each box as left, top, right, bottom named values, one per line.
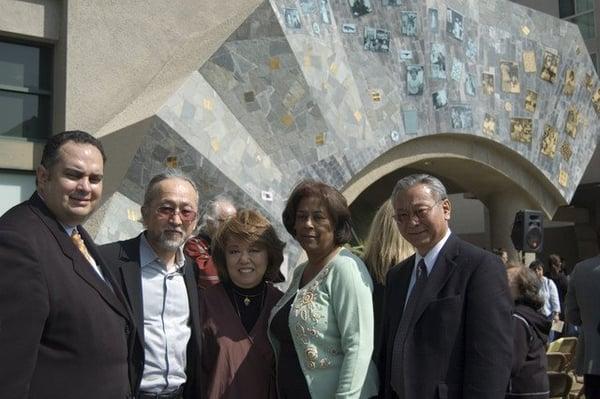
left=507, top=262, right=544, bottom=310
left=528, top=259, right=545, bottom=273
left=212, top=208, right=285, bottom=283
left=281, top=180, right=353, bottom=245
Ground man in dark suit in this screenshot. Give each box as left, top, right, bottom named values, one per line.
left=565, top=254, right=600, bottom=398
left=378, top=174, right=513, bottom=399
left=99, top=171, right=202, bottom=399
left=0, top=131, right=135, bottom=399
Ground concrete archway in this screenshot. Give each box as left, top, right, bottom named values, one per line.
left=343, top=134, right=564, bottom=255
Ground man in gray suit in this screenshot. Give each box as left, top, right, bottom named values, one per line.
left=566, top=255, right=600, bottom=398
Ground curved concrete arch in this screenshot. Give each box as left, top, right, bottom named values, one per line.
left=342, top=134, right=564, bottom=219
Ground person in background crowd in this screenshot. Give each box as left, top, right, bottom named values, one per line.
left=529, top=260, right=560, bottom=342
left=99, top=171, right=203, bottom=399
left=565, top=254, right=600, bottom=399
left=505, top=262, right=550, bottom=399
left=0, top=131, right=135, bottom=398
left=185, top=194, right=237, bottom=288
left=547, top=254, right=569, bottom=338
left=378, top=174, right=512, bottom=399
left=362, top=199, right=414, bottom=351
left=269, top=180, right=378, bottom=399
left=200, top=209, right=285, bottom=398
left=493, top=247, right=509, bottom=265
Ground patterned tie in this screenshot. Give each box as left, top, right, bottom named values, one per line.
left=71, top=229, right=94, bottom=265
left=390, top=259, right=429, bottom=397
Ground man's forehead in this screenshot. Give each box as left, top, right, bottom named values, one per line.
left=394, top=185, right=436, bottom=206
left=55, top=142, right=104, bottom=170
left=154, top=179, right=198, bottom=206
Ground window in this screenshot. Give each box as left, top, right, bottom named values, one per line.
left=0, top=170, right=35, bottom=217
left=570, top=12, right=596, bottom=39
left=560, top=0, right=595, bottom=40
left=0, top=38, right=52, bottom=141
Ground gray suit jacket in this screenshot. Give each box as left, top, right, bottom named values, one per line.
left=565, top=255, right=600, bottom=375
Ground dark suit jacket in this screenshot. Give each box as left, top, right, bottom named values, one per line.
left=0, top=193, right=135, bottom=399
left=99, top=234, right=202, bottom=399
left=378, top=233, right=513, bottom=399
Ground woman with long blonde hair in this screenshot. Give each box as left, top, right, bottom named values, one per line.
left=362, top=199, right=414, bottom=348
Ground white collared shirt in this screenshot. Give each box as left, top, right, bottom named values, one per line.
left=405, top=228, right=452, bottom=304
left=139, top=233, right=191, bottom=393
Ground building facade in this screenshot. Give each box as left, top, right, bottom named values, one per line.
left=1, top=0, right=599, bottom=271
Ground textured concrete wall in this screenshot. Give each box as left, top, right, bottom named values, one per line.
left=62, top=0, right=263, bottom=136
left=0, top=0, right=60, bottom=41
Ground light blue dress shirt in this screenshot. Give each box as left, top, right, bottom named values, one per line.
left=139, top=234, right=191, bottom=393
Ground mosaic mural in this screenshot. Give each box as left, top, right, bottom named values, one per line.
left=93, top=0, right=600, bottom=271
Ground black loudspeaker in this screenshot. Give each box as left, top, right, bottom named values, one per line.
left=511, top=210, right=543, bottom=252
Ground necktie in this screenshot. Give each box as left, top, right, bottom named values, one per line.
left=390, top=259, right=429, bottom=397
left=71, top=229, right=94, bottom=265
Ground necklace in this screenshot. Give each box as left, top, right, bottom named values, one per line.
left=232, top=287, right=264, bottom=306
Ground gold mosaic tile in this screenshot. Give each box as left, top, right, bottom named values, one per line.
left=315, top=132, right=325, bottom=145
left=270, top=57, right=281, bottom=70
left=541, top=124, right=558, bottom=158
left=210, top=137, right=220, bottom=152
left=504, top=102, right=513, bottom=112
left=525, top=90, right=537, bottom=113
left=202, top=98, right=214, bottom=111
left=371, top=90, right=381, bottom=102
left=523, top=51, right=537, bottom=73
left=565, top=108, right=579, bottom=138
left=563, top=69, right=575, bottom=96
left=592, top=88, right=600, bottom=114
left=483, top=113, right=496, bottom=136
left=281, top=114, right=294, bottom=127
left=560, top=141, right=573, bottom=161
left=584, top=73, right=594, bottom=92
left=510, top=118, right=533, bottom=143
left=127, top=209, right=140, bottom=222
left=559, top=170, right=568, bottom=187
left=521, top=26, right=530, bottom=36
left=166, top=156, right=178, bottom=168
left=354, top=110, right=362, bottom=122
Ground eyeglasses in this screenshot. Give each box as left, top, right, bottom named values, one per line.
left=394, top=199, right=444, bottom=224
left=155, top=205, right=197, bottom=222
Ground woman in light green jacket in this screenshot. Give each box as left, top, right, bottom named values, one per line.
left=268, top=180, right=378, bottom=399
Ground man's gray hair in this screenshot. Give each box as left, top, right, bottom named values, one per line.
left=197, top=194, right=236, bottom=234
left=142, top=169, right=200, bottom=209
left=391, top=173, right=448, bottom=203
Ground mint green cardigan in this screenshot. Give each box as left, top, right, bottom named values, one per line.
left=268, top=248, right=379, bottom=398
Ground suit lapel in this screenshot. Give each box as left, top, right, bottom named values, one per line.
left=28, top=194, right=130, bottom=320
left=77, top=227, right=131, bottom=320
left=388, top=256, right=415, bottom=342
left=413, top=234, right=461, bottom=321
left=116, top=236, right=145, bottom=345
left=183, top=258, right=202, bottom=351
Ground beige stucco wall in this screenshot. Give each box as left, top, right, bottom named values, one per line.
left=62, top=0, right=263, bottom=137
left=0, top=0, right=60, bottom=41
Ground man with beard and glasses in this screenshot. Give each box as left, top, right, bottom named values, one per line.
left=99, top=171, right=202, bottom=399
